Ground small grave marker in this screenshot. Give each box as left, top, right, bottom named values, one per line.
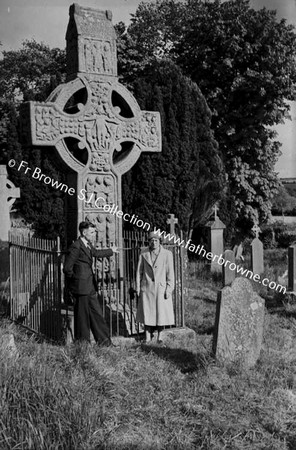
left=167, top=213, right=178, bottom=235
left=251, top=223, right=264, bottom=275
left=206, top=204, right=225, bottom=273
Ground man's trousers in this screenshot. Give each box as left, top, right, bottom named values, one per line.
left=73, top=291, right=111, bottom=345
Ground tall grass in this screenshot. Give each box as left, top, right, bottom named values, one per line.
left=1, top=248, right=296, bottom=449
left=1, top=311, right=296, bottom=449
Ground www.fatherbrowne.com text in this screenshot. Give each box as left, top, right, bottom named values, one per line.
left=10, top=159, right=286, bottom=294
left=152, top=227, right=286, bottom=294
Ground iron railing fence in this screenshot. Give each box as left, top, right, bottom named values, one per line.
left=9, top=229, right=62, bottom=341
left=9, top=229, right=184, bottom=342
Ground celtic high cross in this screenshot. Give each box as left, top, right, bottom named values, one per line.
left=22, top=4, right=161, bottom=248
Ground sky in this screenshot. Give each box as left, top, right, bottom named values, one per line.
left=0, top=0, right=296, bottom=178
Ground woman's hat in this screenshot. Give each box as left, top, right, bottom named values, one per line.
left=148, top=231, right=162, bottom=241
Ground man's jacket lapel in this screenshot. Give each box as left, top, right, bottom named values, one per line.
left=79, top=238, right=93, bottom=262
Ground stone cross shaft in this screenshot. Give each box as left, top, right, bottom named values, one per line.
left=23, top=4, right=161, bottom=249
left=0, top=165, right=20, bottom=241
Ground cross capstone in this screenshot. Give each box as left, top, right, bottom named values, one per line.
left=213, top=204, right=219, bottom=219
left=252, top=223, right=261, bottom=239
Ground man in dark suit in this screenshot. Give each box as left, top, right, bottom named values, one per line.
left=63, top=221, right=119, bottom=344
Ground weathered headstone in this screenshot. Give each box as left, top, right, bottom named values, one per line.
left=206, top=204, right=226, bottom=273
left=233, top=242, right=243, bottom=261
left=222, top=249, right=236, bottom=286
left=288, top=244, right=296, bottom=292
left=1, top=333, right=19, bottom=359
left=213, top=277, right=265, bottom=368
left=251, top=223, right=264, bottom=275
left=0, top=165, right=20, bottom=242
left=22, top=4, right=161, bottom=249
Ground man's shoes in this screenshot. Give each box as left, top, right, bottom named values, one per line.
left=97, top=339, right=119, bottom=348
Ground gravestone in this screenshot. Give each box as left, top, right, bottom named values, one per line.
left=167, top=213, right=178, bottom=235
left=22, top=4, right=161, bottom=250
left=164, top=213, right=178, bottom=245
left=222, top=249, right=236, bottom=286
left=288, top=244, right=296, bottom=292
left=206, top=204, right=226, bottom=273
left=213, top=277, right=265, bottom=368
left=1, top=333, right=19, bottom=359
left=0, top=166, right=20, bottom=242
left=251, top=223, right=264, bottom=275
left=233, top=242, right=243, bottom=261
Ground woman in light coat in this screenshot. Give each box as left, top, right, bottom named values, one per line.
left=136, top=231, right=175, bottom=343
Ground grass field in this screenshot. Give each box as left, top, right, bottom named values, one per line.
left=1, top=254, right=296, bottom=449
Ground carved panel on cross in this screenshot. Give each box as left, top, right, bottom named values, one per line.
left=84, top=212, right=116, bottom=247
left=77, top=10, right=114, bottom=38
left=82, top=39, right=114, bottom=75
left=89, top=153, right=110, bottom=172
left=89, top=82, right=110, bottom=116
left=83, top=174, right=115, bottom=208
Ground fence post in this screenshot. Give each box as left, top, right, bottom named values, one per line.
left=288, top=244, right=296, bottom=292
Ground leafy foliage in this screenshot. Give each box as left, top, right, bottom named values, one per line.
left=271, top=184, right=296, bottom=215
left=0, top=40, right=67, bottom=238
left=122, top=60, right=225, bottom=232
left=261, top=221, right=296, bottom=248
left=0, top=100, right=66, bottom=239
left=117, top=0, right=296, bottom=229
left=0, top=39, right=66, bottom=102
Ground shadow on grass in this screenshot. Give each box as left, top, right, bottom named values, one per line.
left=269, top=308, right=296, bottom=320
left=140, top=344, right=209, bottom=374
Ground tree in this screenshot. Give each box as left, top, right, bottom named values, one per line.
left=271, top=184, right=296, bottom=215
left=122, top=60, right=225, bottom=232
left=0, top=39, right=66, bottom=102
left=115, top=0, right=184, bottom=87
left=0, top=99, right=67, bottom=239
left=117, top=0, right=296, bottom=229
left=0, top=40, right=67, bottom=238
